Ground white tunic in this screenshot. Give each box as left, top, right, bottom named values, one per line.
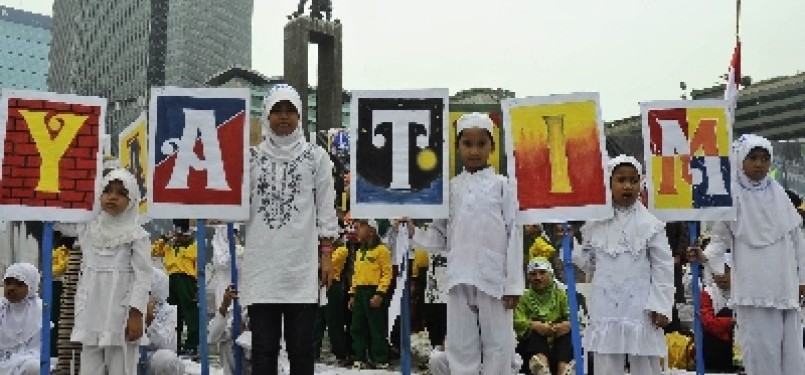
left=412, top=167, right=524, bottom=299
left=55, top=223, right=152, bottom=346
left=573, top=203, right=674, bottom=357
left=146, top=302, right=177, bottom=352
left=241, top=143, right=338, bottom=305
left=0, top=300, right=40, bottom=375
left=208, top=310, right=252, bottom=375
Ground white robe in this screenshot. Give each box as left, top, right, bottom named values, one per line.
left=208, top=309, right=252, bottom=375
left=573, top=203, right=674, bottom=357
left=241, top=143, right=338, bottom=305
left=0, top=302, right=40, bottom=375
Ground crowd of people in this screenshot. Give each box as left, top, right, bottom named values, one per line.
left=1, top=83, right=804, bottom=375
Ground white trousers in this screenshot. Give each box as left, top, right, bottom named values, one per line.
left=735, top=306, right=805, bottom=375
left=79, top=344, right=138, bottom=375
left=446, top=284, right=514, bottom=375
left=593, top=353, right=661, bottom=375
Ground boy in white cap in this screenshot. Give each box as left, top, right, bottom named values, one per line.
left=400, top=112, right=524, bottom=375
left=573, top=155, right=674, bottom=375
left=691, top=134, right=805, bottom=374
left=241, top=84, right=339, bottom=375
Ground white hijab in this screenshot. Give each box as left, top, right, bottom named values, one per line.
left=703, top=253, right=732, bottom=312
left=258, top=84, right=308, bottom=161
left=582, top=155, right=663, bottom=257
left=0, top=262, right=41, bottom=350
left=731, top=134, right=802, bottom=247
left=88, top=168, right=149, bottom=248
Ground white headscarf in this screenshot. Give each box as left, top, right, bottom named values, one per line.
left=151, top=268, right=169, bottom=303
left=88, top=168, right=149, bottom=248
left=731, top=134, right=802, bottom=247
left=148, top=349, right=185, bottom=375
left=0, top=262, right=42, bottom=350
left=581, top=155, right=663, bottom=256
left=258, top=84, right=308, bottom=161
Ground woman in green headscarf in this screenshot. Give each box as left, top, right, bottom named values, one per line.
left=514, top=257, right=574, bottom=375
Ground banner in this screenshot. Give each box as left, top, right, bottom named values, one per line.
left=0, top=90, right=105, bottom=221
left=503, top=92, right=611, bottom=223
left=641, top=100, right=735, bottom=221
left=148, top=87, right=250, bottom=220
left=119, top=112, right=148, bottom=215
left=349, top=89, right=449, bottom=219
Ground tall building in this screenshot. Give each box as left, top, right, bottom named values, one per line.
left=0, top=6, right=52, bottom=91
left=48, top=0, right=252, bottom=154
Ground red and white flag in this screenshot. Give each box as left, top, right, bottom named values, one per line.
left=724, top=39, right=741, bottom=124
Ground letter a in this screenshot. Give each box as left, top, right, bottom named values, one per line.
left=20, top=110, right=88, bottom=193
left=164, top=109, right=230, bottom=190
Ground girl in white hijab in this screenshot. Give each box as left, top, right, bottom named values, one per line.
left=0, top=262, right=41, bottom=375
left=696, top=134, right=805, bottom=375
left=55, top=168, right=153, bottom=375
left=145, top=267, right=180, bottom=369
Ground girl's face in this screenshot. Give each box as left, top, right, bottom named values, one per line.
left=742, top=147, right=771, bottom=182
left=355, top=221, right=375, bottom=243
left=3, top=277, right=28, bottom=303
left=100, top=179, right=131, bottom=216
left=610, top=164, right=640, bottom=207
left=457, top=128, right=493, bottom=172
left=268, top=100, right=300, bottom=136
left=528, top=269, right=552, bottom=291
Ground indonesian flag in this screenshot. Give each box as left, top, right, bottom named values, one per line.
left=725, top=39, right=741, bottom=124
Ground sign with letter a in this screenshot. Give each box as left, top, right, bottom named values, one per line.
left=641, top=100, right=735, bottom=221
left=148, top=87, right=250, bottom=220
left=503, top=92, right=612, bottom=223
left=0, top=90, right=105, bottom=221
left=349, top=89, right=449, bottom=219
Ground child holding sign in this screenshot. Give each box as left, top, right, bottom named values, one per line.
left=690, top=134, right=805, bottom=375
left=573, top=155, right=674, bottom=375
left=401, top=112, right=523, bottom=375
left=56, top=168, right=153, bottom=375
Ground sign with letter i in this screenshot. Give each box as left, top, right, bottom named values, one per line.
left=641, top=100, right=735, bottom=221
left=0, top=90, right=105, bottom=221
left=502, top=92, right=612, bottom=222
left=148, top=87, right=250, bottom=220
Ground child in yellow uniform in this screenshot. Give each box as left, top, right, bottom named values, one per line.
left=313, top=241, right=350, bottom=365
left=151, top=219, right=199, bottom=355
left=348, top=219, right=392, bottom=369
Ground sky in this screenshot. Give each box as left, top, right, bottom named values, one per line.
left=2, top=0, right=805, bottom=121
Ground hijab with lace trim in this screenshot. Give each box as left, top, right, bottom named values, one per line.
left=88, top=168, right=149, bottom=249
left=581, top=155, right=663, bottom=257
left=258, top=84, right=308, bottom=161
left=731, top=134, right=802, bottom=247
left=0, top=262, right=41, bottom=351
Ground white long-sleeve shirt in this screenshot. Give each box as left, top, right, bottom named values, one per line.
left=241, top=143, right=339, bottom=305
left=411, top=167, right=524, bottom=299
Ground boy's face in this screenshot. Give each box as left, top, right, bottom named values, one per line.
left=610, top=164, right=640, bottom=207
left=457, top=128, right=493, bottom=172
left=528, top=269, right=552, bottom=291
left=742, top=147, right=771, bottom=182
left=268, top=100, right=300, bottom=136
left=355, top=221, right=375, bottom=243
left=3, top=277, right=28, bottom=303
left=100, top=180, right=130, bottom=216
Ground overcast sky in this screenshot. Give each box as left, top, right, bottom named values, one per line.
left=3, top=0, right=804, bottom=121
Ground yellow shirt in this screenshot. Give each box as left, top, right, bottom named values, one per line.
left=349, top=243, right=392, bottom=295
left=528, top=237, right=556, bottom=261
left=152, top=238, right=198, bottom=277
left=332, top=246, right=348, bottom=282
left=52, top=245, right=70, bottom=277
left=411, top=248, right=429, bottom=278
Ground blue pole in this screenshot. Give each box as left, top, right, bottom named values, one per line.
left=400, top=246, right=412, bottom=375
left=139, top=346, right=148, bottom=375
left=689, top=222, right=705, bottom=375
left=40, top=222, right=53, bottom=375
left=562, top=222, right=584, bottom=375
left=227, top=223, right=243, bottom=375
left=197, top=220, right=209, bottom=375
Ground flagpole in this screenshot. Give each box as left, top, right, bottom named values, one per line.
left=736, top=0, right=741, bottom=39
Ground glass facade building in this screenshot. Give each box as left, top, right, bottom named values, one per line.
left=0, top=6, right=52, bottom=91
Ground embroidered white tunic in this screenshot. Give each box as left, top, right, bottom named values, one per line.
left=55, top=223, right=152, bottom=346
left=411, top=167, right=523, bottom=299
left=241, top=143, right=338, bottom=305
left=573, top=203, right=674, bottom=357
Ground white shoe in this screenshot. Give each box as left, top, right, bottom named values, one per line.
left=529, top=355, right=552, bottom=375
